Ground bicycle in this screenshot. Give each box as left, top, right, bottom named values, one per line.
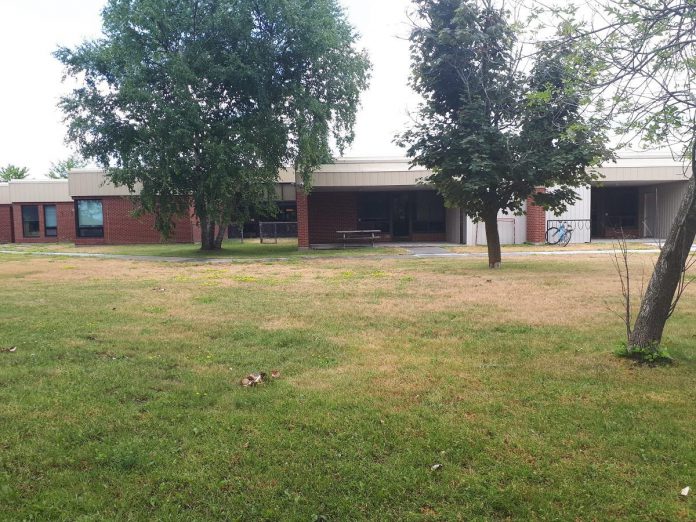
left=546, top=221, right=573, bottom=246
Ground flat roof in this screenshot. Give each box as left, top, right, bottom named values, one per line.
left=0, top=153, right=690, bottom=203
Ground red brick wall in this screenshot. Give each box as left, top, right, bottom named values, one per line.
left=526, top=188, right=547, bottom=244
left=0, top=205, right=13, bottom=243
left=190, top=207, right=202, bottom=243
left=12, top=202, right=75, bottom=243
left=75, top=196, right=193, bottom=245
left=307, top=191, right=359, bottom=244
left=296, top=189, right=309, bottom=248
left=411, top=232, right=447, bottom=242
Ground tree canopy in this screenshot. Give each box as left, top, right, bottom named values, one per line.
left=0, top=164, right=29, bottom=182
left=398, top=0, right=611, bottom=267
left=47, top=154, right=87, bottom=179
left=56, top=0, right=370, bottom=249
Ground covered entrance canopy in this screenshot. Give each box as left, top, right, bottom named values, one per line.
left=590, top=181, right=689, bottom=239
left=305, top=188, right=448, bottom=244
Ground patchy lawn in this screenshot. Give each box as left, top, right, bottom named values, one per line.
left=0, top=253, right=694, bottom=520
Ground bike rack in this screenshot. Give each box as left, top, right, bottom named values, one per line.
left=546, top=219, right=592, bottom=243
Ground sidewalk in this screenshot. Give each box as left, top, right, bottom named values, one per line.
left=0, top=246, right=677, bottom=264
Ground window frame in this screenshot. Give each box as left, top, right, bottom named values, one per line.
left=75, top=199, right=104, bottom=238
left=21, top=205, right=40, bottom=238
left=44, top=205, right=58, bottom=237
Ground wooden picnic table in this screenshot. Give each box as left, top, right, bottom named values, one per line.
left=336, top=230, right=381, bottom=247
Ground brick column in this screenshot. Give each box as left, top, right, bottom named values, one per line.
left=526, top=188, right=547, bottom=244
left=296, top=187, right=310, bottom=250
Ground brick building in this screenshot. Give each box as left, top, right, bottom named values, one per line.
left=0, top=154, right=690, bottom=248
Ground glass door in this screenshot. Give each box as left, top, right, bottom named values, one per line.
left=391, top=193, right=411, bottom=239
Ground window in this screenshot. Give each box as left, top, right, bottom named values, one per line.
left=76, top=200, right=104, bottom=238
left=21, top=205, right=40, bottom=238
left=412, top=192, right=446, bottom=233
left=357, top=193, right=391, bottom=232
left=44, top=205, right=57, bottom=237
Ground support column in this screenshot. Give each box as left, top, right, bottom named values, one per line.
left=526, top=187, right=547, bottom=244
left=296, top=187, right=310, bottom=250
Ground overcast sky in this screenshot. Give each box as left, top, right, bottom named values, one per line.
left=0, top=0, right=417, bottom=178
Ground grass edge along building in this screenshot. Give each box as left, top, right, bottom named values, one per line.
left=0, top=153, right=691, bottom=248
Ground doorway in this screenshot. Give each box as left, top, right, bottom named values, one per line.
left=391, top=193, right=410, bottom=238
left=591, top=186, right=640, bottom=238
left=356, top=191, right=446, bottom=241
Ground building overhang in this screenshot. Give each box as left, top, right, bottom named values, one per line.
left=8, top=179, right=72, bottom=203
left=0, top=184, right=9, bottom=205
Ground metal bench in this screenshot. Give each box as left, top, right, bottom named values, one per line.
left=336, top=230, right=381, bottom=248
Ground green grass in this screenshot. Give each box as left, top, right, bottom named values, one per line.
left=0, top=254, right=694, bottom=520
left=0, top=239, right=404, bottom=259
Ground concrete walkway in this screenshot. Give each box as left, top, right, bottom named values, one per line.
left=404, top=245, right=452, bottom=255
left=0, top=246, right=680, bottom=264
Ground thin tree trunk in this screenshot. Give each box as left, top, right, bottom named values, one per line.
left=629, top=141, right=696, bottom=350
left=199, top=215, right=211, bottom=250
left=214, top=223, right=226, bottom=250
left=484, top=212, right=502, bottom=269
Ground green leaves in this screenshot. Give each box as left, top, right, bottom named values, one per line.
left=47, top=154, right=86, bottom=179
left=0, top=165, right=29, bottom=182
left=56, top=0, right=370, bottom=249
left=400, top=0, right=611, bottom=223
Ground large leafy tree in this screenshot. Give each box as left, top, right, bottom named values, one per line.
left=56, top=0, right=370, bottom=250
left=399, top=0, right=611, bottom=268
left=0, top=164, right=29, bottom=182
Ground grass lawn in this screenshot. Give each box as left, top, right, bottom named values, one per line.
left=0, top=253, right=694, bottom=520
left=0, top=238, right=406, bottom=259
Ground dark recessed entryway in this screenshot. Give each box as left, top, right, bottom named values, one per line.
left=357, top=190, right=446, bottom=241
left=591, top=187, right=641, bottom=238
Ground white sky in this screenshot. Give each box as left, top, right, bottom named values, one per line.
left=0, top=0, right=417, bottom=179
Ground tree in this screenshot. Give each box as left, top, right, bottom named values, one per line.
left=47, top=154, right=87, bottom=179
left=589, top=0, right=696, bottom=353
left=0, top=164, right=29, bottom=182
left=398, top=0, right=611, bottom=268
left=56, top=0, right=370, bottom=250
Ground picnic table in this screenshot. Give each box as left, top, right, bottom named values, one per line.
left=336, top=229, right=381, bottom=248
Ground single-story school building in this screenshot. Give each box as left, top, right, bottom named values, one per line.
left=0, top=153, right=691, bottom=247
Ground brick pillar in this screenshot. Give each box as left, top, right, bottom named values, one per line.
left=296, top=187, right=310, bottom=250
left=0, top=205, right=14, bottom=243
left=526, top=188, right=547, bottom=244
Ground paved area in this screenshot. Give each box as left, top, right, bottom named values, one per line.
left=404, top=245, right=451, bottom=255
left=0, top=246, right=681, bottom=264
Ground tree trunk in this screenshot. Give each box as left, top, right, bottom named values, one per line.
left=629, top=141, right=696, bottom=350
left=214, top=223, right=227, bottom=250
left=484, top=212, right=502, bottom=269
left=200, top=218, right=220, bottom=251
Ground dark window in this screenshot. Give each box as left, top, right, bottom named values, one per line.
left=357, top=193, right=391, bottom=232
left=276, top=202, right=297, bottom=222
left=412, top=192, right=446, bottom=233
left=76, top=200, right=104, bottom=238
left=44, top=205, right=57, bottom=237
left=21, top=205, right=40, bottom=238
